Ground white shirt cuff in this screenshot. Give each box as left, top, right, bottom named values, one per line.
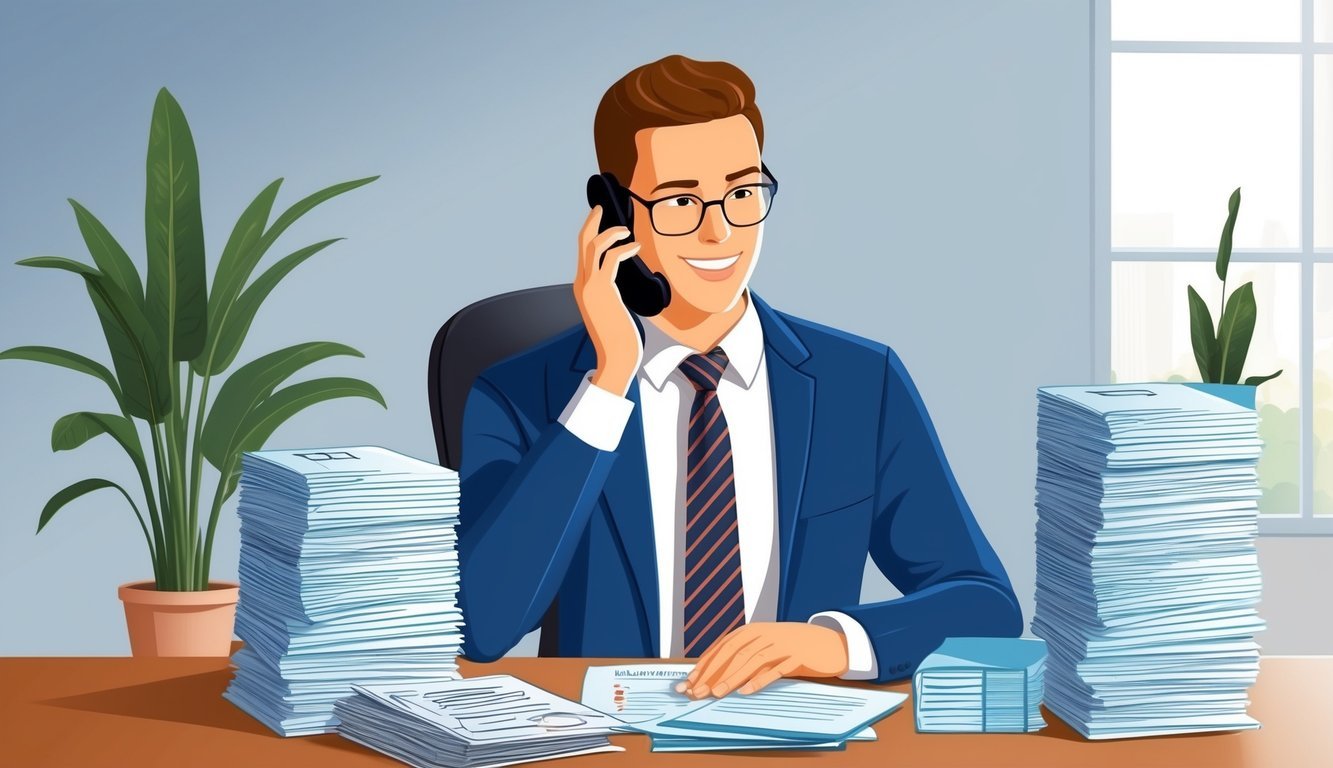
left=556, top=372, right=634, bottom=452
left=808, top=611, right=879, bottom=680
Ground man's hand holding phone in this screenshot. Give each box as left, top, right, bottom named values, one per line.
left=575, top=204, right=645, bottom=398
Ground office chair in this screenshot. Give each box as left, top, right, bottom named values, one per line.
left=428, top=283, right=581, bottom=471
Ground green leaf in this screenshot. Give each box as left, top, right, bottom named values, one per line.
left=1216, top=187, right=1241, bottom=283
left=192, top=179, right=283, bottom=376
left=217, top=376, right=386, bottom=500
left=144, top=87, right=208, bottom=362
left=240, top=377, right=386, bottom=452
left=85, top=283, right=171, bottom=422
left=0, top=345, right=124, bottom=406
left=200, top=341, right=365, bottom=470
left=48, top=412, right=153, bottom=551
left=51, top=411, right=146, bottom=467
left=1217, top=281, right=1257, bottom=385
left=68, top=199, right=144, bottom=309
left=17, top=255, right=99, bottom=276
left=208, top=177, right=375, bottom=330
left=37, top=478, right=133, bottom=534
left=17, top=257, right=171, bottom=421
left=259, top=177, right=378, bottom=258
left=192, top=175, right=375, bottom=378
left=217, top=466, right=244, bottom=510
left=36, top=476, right=154, bottom=568
left=1244, top=370, right=1282, bottom=386
left=1187, top=285, right=1220, bottom=382
left=203, top=238, right=342, bottom=376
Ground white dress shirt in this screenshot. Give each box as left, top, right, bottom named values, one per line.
left=556, top=288, right=879, bottom=679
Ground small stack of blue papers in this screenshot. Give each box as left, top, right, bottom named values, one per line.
left=914, top=637, right=1047, bottom=733
left=222, top=446, right=464, bottom=736
left=1032, top=384, right=1265, bottom=740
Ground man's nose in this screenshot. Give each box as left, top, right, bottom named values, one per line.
left=698, top=204, right=731, bottom=244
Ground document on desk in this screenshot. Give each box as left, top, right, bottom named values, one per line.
left=633, top=719, right=876, bottom=752
left=659, top=677, right=908, bottom=742
left=580, top=664, right=698, bottom=725
left=334, top=675, right=625, bottom=768
left=580, top=664, right=888, bottom=750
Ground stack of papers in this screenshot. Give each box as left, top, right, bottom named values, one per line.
left=222, top=446, right=464, bottom=736
left=334, top=675, right=624, bottom=768
left=913, top=637, right=1047, bottom=733
left=580, top=664, right=903, bottom=751
left=1031, top=384, right=1266, bottom=739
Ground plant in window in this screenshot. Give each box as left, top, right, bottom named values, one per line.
left=1186, top=187, right=1283, bottom=388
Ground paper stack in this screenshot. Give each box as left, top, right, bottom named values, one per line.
left=580, top=664, right=904, bottom=752
left=334, top=675, right=624, bottom=768
left=223, top=446, right=464, bottom=736
left=913, top=637, right=1047, bottom=733
left=1031, top=383, right=1266, bottom=739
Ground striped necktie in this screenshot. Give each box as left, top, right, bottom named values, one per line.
left=677, top=346, right=746, bottom=657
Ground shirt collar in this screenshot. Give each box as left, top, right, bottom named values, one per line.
left=639, top=288, right=764, bottom=392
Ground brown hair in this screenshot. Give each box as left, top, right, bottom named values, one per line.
left=594, top=54, right=764, bottom=186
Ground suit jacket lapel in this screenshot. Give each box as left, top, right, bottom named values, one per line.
left=748, top=292, right=815, bottom=618
left=555, top=314, right=660, bottom=653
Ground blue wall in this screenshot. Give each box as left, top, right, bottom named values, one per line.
left=0, top=0, right=1097, bottom=654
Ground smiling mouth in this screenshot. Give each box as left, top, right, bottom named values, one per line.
left=682, top=253, right=741, bottom=271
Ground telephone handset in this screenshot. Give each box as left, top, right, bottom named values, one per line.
left=585, top=172, right=672, bottom=317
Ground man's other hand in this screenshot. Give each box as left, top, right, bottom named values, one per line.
left=673, top=622, right=850, bottom=699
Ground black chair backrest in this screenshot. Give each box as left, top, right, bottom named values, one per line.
left=428, top=284, right=581, bottom=470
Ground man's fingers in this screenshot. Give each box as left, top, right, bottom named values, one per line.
left=687, top=629, right=762, bottom=697
left=589, top=226, right=632, bottom=269
left=738, top=658, right=800, bottom=695
left=709, top=644, right=782, bottom=697
left=684, top=628, right=747, bottom=687
left=598, top=242, right=641, bottom=278
left=699, top=636, right=772, bottom=691
left=738, top=667, right=783, bottom=696
left=580, top=205, right=604, bottom=250
left=578, top=206, right=604, bottom=283
left=682, top=633, right=728, bottom=686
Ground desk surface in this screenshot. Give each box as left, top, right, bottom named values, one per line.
left=3, top=644, right=1330, bottom=768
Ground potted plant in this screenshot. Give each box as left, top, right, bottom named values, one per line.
left=1, top=88, right=386, bottom=657
left=1184, top=187, right=1282, bottom=410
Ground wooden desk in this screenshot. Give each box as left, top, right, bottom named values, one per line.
left=2, top=644, right=1330, bottom=767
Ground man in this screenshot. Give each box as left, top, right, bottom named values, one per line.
left=457, top=54, right=1021, bottom=699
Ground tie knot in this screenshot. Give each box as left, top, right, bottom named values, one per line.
left=678, top=347, right=730, bottom=392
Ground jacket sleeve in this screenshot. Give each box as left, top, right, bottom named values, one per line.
left=832, top=348, right=1024, bottom=683
left=456, top=372, right=621, bottom=662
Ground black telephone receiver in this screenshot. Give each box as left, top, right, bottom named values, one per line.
left=586, top=172, right=672, bottom=317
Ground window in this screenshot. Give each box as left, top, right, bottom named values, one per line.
left=1094, top=0, right=1333, bottom=534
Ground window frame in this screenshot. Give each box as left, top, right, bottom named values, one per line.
left=1092, top=0, right=1333, bottom=535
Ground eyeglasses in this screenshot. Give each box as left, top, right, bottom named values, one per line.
left=621, top=163, right=779, bottom=237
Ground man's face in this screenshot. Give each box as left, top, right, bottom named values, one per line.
left=626, top=114, right=765, bottom=316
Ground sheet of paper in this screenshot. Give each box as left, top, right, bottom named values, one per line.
left=580, top=664, right=882, bottom=744
left=659, top=678, right=908, bottom=742
left=580, top=664, right=699, bottom=725
left=649, top=738, right=847, bottom=752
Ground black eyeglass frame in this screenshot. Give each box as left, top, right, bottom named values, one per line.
left=619, top=162, right=779, bottom=237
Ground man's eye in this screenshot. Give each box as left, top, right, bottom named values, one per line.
left=667, top=197, right=697, bottom=207
left=729, top=188, right=753, bottom=200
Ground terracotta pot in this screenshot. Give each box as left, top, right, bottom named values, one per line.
left=117, top=579, right=240, bottom=657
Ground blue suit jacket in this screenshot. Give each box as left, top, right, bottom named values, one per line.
left=456, top=290, right=1022, bottom=682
